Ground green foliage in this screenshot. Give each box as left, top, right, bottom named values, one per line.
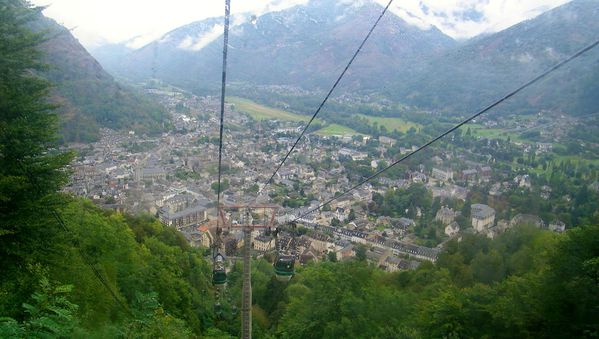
left=326, top=251, right=338, bottom=263
left=212, top=179, right=230, bottom=195
left=354, top=244, right=367, bottom=262
left=268, top=225, right=599, bottom=338
left=369, top=184, right=432, bottom=218
left=124, top=292, right=193, bottom=338
left=539, top=224, right=599, bottom=337
left=277, top=261, right=418, bottom=338
left=2, top=198, right=215, bottom=337
left=174, top=168, right=201, bottom=181
left=0, top=277, right=78, bottom=338
left=33, top=14, right=167, bottom=142
left=0, top=0, right=73, bottom=320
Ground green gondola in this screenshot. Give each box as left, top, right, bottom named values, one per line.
left=274, top=255, right=295, bottom=282
left=212, top=270, right=227, bottom=285
left=212, top=253, right=227, bottom=286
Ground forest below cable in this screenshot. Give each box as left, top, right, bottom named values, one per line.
left=1, top=198, right=598, bottom=338
left=1, top=1, right=598, bottom=338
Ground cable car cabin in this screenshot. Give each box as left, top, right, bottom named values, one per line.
left=212, top=253, right=227, bottom=286
left=274, top=255, right=295, bottom=282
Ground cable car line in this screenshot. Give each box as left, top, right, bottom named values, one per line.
left=258, top=0, right=395, bottom=286
left=211, top=0, right=231, bottom=291
left=259, top=0, right=395, bottom=195
left=286, top=37, right=599, bottom=225
left=216, top=0, right=231, bottom=228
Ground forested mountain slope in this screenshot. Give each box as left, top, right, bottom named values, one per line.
left=391, top=0, right=599, bottom=116
left=1, top=1, right=598, bottom=338
left=96, top=0, right=455, bottom=94
left=33, top=13, right=167, bottom=142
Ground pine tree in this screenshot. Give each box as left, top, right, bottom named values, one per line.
left=0, top=0, right=73, bottom=317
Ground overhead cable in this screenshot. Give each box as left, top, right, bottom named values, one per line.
left=289, top=37, right=599, bottom=224
left=215, top=0, right=232, bottom=230
left=259, top=0, right=395, bottom=194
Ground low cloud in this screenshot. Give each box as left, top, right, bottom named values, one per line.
left=34, top=0, right=572, bottom=48
left=177, top=24, right=224, bottom=51
left=377, top=0, right=571, bottom=39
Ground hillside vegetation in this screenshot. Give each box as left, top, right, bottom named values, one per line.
left=1, top=1, right=598, bottom=338
left=34, top=12, right=166, bottom=142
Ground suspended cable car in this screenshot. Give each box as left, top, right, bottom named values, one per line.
left=212, top=253, right=227, bottom=286
left=273, top=225, right=295, bottom=281
left=274, top=254, right=295, bottom=282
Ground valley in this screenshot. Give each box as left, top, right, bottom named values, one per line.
left=2, top=0, right=599, bottom=337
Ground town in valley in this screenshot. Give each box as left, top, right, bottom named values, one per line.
left=64, top=85, right=595, bottom=271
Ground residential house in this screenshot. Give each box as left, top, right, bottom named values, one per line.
left=510, top=214, right=545, bottom=228
left=435, top=207, right=457, bottom=225
left=444, top=221, right=460, bottom=237
left=136, top=166, right=166, bottom=182
left=198, top=225, right=214, bottom=248
left=300, top=249, right=317, bottom=265
left=471, top=204, right=495, bottom=232
left=397, top=217, right=416, bottom=229
left=253, top=235, right=275, bottom=252
left=159, top=203, right=208, bottom=229
left=306, top=233, right=332, bottom=253
left=548, top=220, right=566, bottom=233
left=378, top=136, right=396, bottom=146
left=432, top=168, right=453, bottom=182
left=479, top=166, right=492, bottom=181
left=461, top=169, right=478, bottom=183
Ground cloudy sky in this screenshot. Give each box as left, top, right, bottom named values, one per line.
left=31, top=0, right=571, bottom=49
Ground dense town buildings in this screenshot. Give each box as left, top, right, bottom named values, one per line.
left=64, top=89, right=568, bottom=272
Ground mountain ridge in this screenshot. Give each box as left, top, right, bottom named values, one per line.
left=392, top=0, right=599, bottom=115
left=33, top=14, right=167, bottom=142
left=94, top=0, right=456, bottom=94
left=92, top=0, right=599, bottom=117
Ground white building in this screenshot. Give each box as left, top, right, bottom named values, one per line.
left=253, top=235, right=275, bottom=252
left=444, top=221, right=460, bottom=237
left=471, top=204, right=495, bottom=232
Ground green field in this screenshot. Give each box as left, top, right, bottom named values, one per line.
left=552, top=155, right=599, bottom=166
left=356, top=114, right=421, bottom=133
left=467, top=124, right=525, bottom=142
left=228, top=97, right=316, bottom=122
left=524, top=154, right=599, bottom=176
left=315, top=124, right=363, bottom=137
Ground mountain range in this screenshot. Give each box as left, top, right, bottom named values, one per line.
left=392, top=0, right=599, bottom=116
left=93, top=1, right=455, bottom=94
left=90, top=0, right=599, bottom=117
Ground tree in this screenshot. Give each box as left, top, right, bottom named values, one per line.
left=0, top=277, right=79, bottom=338
left=0, top=0, right=73, bottom=318
left=539, top=224, right=599, bottom=337
left=211, top=179, right=230, bottom=194
left=355, top=244, right=367, bottom=261
left=348, top=209, right=356, bottom=221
